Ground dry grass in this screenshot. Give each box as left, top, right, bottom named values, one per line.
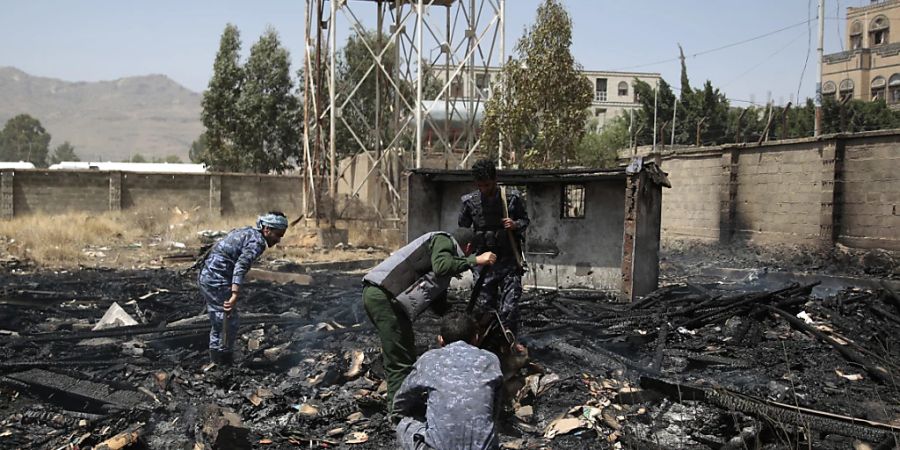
left=0, top=206, right=386, bottom=268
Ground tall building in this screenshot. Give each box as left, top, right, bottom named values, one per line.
left=822, top=0, right=900, bottom=104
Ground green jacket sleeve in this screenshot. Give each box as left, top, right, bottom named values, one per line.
left=430, top=234, right=476, bottom=277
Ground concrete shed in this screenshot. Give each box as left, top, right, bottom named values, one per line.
left=406, top=160, right=670, bottom=301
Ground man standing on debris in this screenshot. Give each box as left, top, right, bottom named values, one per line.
left=458, top=158, right=529, bottom=335
left=362, top=228, right=496, bottom=410
left=393, top=312, right=502, bottom=450
left=199, top=212, right=288, bottom=365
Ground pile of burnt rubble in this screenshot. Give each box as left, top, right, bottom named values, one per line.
left=0, top=268, right=899, bottom=449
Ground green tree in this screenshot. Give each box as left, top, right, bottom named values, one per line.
left=678, top=44, right=691, bottom=101
left=480, top=0, right=593, bottom=168
left=334, top=30, right=399, bottom=158
left=201, top=24, right=244, bottom=171
left=235, top=27, right=301, bottom=173
left=632, top=78, right=676, bottom=146
left=575, top=116, right=627, bottom=168
left=822, top=97, right=900, bottom=133
left=0, top=114, right=51, bottom=167
left=189, top=132, right=208, bottom=163
left=130, top=153, right=147, bottom=163
left=49, top=141, right=79, bottom=165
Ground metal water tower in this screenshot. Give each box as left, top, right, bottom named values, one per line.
left=301, top=0, right=506, bottom=220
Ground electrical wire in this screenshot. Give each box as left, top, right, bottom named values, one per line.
left=721, top=30, right=808, bottom=90
left=612, top=18, right=816, bottom=71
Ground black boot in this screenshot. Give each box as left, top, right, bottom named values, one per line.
left=219, top=351, right=234, bottom=366
left=209, top=349, right=224, bottom=365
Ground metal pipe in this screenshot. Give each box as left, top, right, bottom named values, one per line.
left=416, top=0, right=424, bottom=168
left=815, top=0, right=824, bottom=137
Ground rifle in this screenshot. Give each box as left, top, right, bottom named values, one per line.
left=500, top=186, right=525, bottom=269
left=466, top=266, right=491, bottom=314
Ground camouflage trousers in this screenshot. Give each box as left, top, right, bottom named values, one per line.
left=474, top=259, right=522, bottom=335
left=199, top=282, right=239, bottom=352
left=396, top=417, right=431, bottom=450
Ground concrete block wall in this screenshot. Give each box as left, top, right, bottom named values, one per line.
left=12, top=171, right=109, bottom=215
left=0, top=170, right=304, bottom=219
left=839, top=135, right=900, bottom=250
left=732, top=142, right=824, bottom=244
left=659, top=130, right=900, bottom=253
left=660, top=152, right=723, bottom=240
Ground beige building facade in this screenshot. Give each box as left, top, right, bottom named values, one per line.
left=822, top=0, right=900, bottom=104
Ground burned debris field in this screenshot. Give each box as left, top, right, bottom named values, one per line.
left=0, top=267, right=899, bottom=449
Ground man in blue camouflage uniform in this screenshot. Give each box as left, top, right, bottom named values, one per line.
left=198, top=212, right=288, bottom=365
left=393, top=312, right=502, bottom=450
left=458, top=159, right=529, bottom=335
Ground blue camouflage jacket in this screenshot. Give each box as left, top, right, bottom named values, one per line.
left=199, top=226, right=268, bottom=289
left=393, top=341, right=502, bottom=450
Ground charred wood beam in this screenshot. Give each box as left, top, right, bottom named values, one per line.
left=651, top=323, right=669, bottom=370
left=871, top=305, right=900, bottom=326
left=0, top=360, right=146, bottom=372
left=661, top=349, right=751, bottom=368
left=549, top=341, right=627, bottom=374
left=641, top=376, right=899, bottom=443
left=880, top=280, right=900, bottom=316
left=2, top=369, right=146, bottom=412
left=11, top=315, right=356, bottom=344
left=628, top=285, right=682, bottom=310
left=677, top=283, right=817, bottom=330
left=766, top=305, right=893, bottom=384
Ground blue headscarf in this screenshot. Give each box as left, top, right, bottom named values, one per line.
left=257, top=213, right=288, bottom=231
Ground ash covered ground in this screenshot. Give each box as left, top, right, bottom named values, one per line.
left=0, top=263, right=899, bottom=449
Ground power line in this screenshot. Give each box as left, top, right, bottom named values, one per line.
left=612, top=18, right=815, bottom=71
left=721, top=30, right=808, bottom=89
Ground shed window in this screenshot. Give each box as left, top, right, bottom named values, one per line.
left=561, top=184, right=585, bottom=218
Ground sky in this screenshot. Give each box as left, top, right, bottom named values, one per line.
left=0, top=0, right=872, bottom=106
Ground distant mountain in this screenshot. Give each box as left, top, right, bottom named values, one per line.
left=0, top=67, right=202, bottom=161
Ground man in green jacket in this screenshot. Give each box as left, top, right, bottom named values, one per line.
left=362, top=228, right=496, bottom=409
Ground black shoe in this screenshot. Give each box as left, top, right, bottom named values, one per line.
left=209, top=349, right=224, bottom=365
left=220, top=351, right=234, bottom=366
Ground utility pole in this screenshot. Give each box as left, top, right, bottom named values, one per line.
left=815, top=0, right=825, bottom=137
left=671, top=98, right=678, bottom=147
left=652, top=79, right=659, bottom=152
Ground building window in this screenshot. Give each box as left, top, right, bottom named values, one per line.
left=617, top=81, right=628, bottom=97
left=561, top=184, right=585, bottom=218
left=850, top=21, right=863, bottom=49
left=475, top=73, right=491, bottom=98
left=595, top=78, right=607, bottom=102
left=450, top=77, right=464, bottom=98
left=870, top=16, right=889, bottom=46
left=872, top=76, right=887, bottom=101
left=839, top=79, right=854, bottom=101
left=890, top=74, right=900, bottom=103
left=822, top=81, right=837, bottom=100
